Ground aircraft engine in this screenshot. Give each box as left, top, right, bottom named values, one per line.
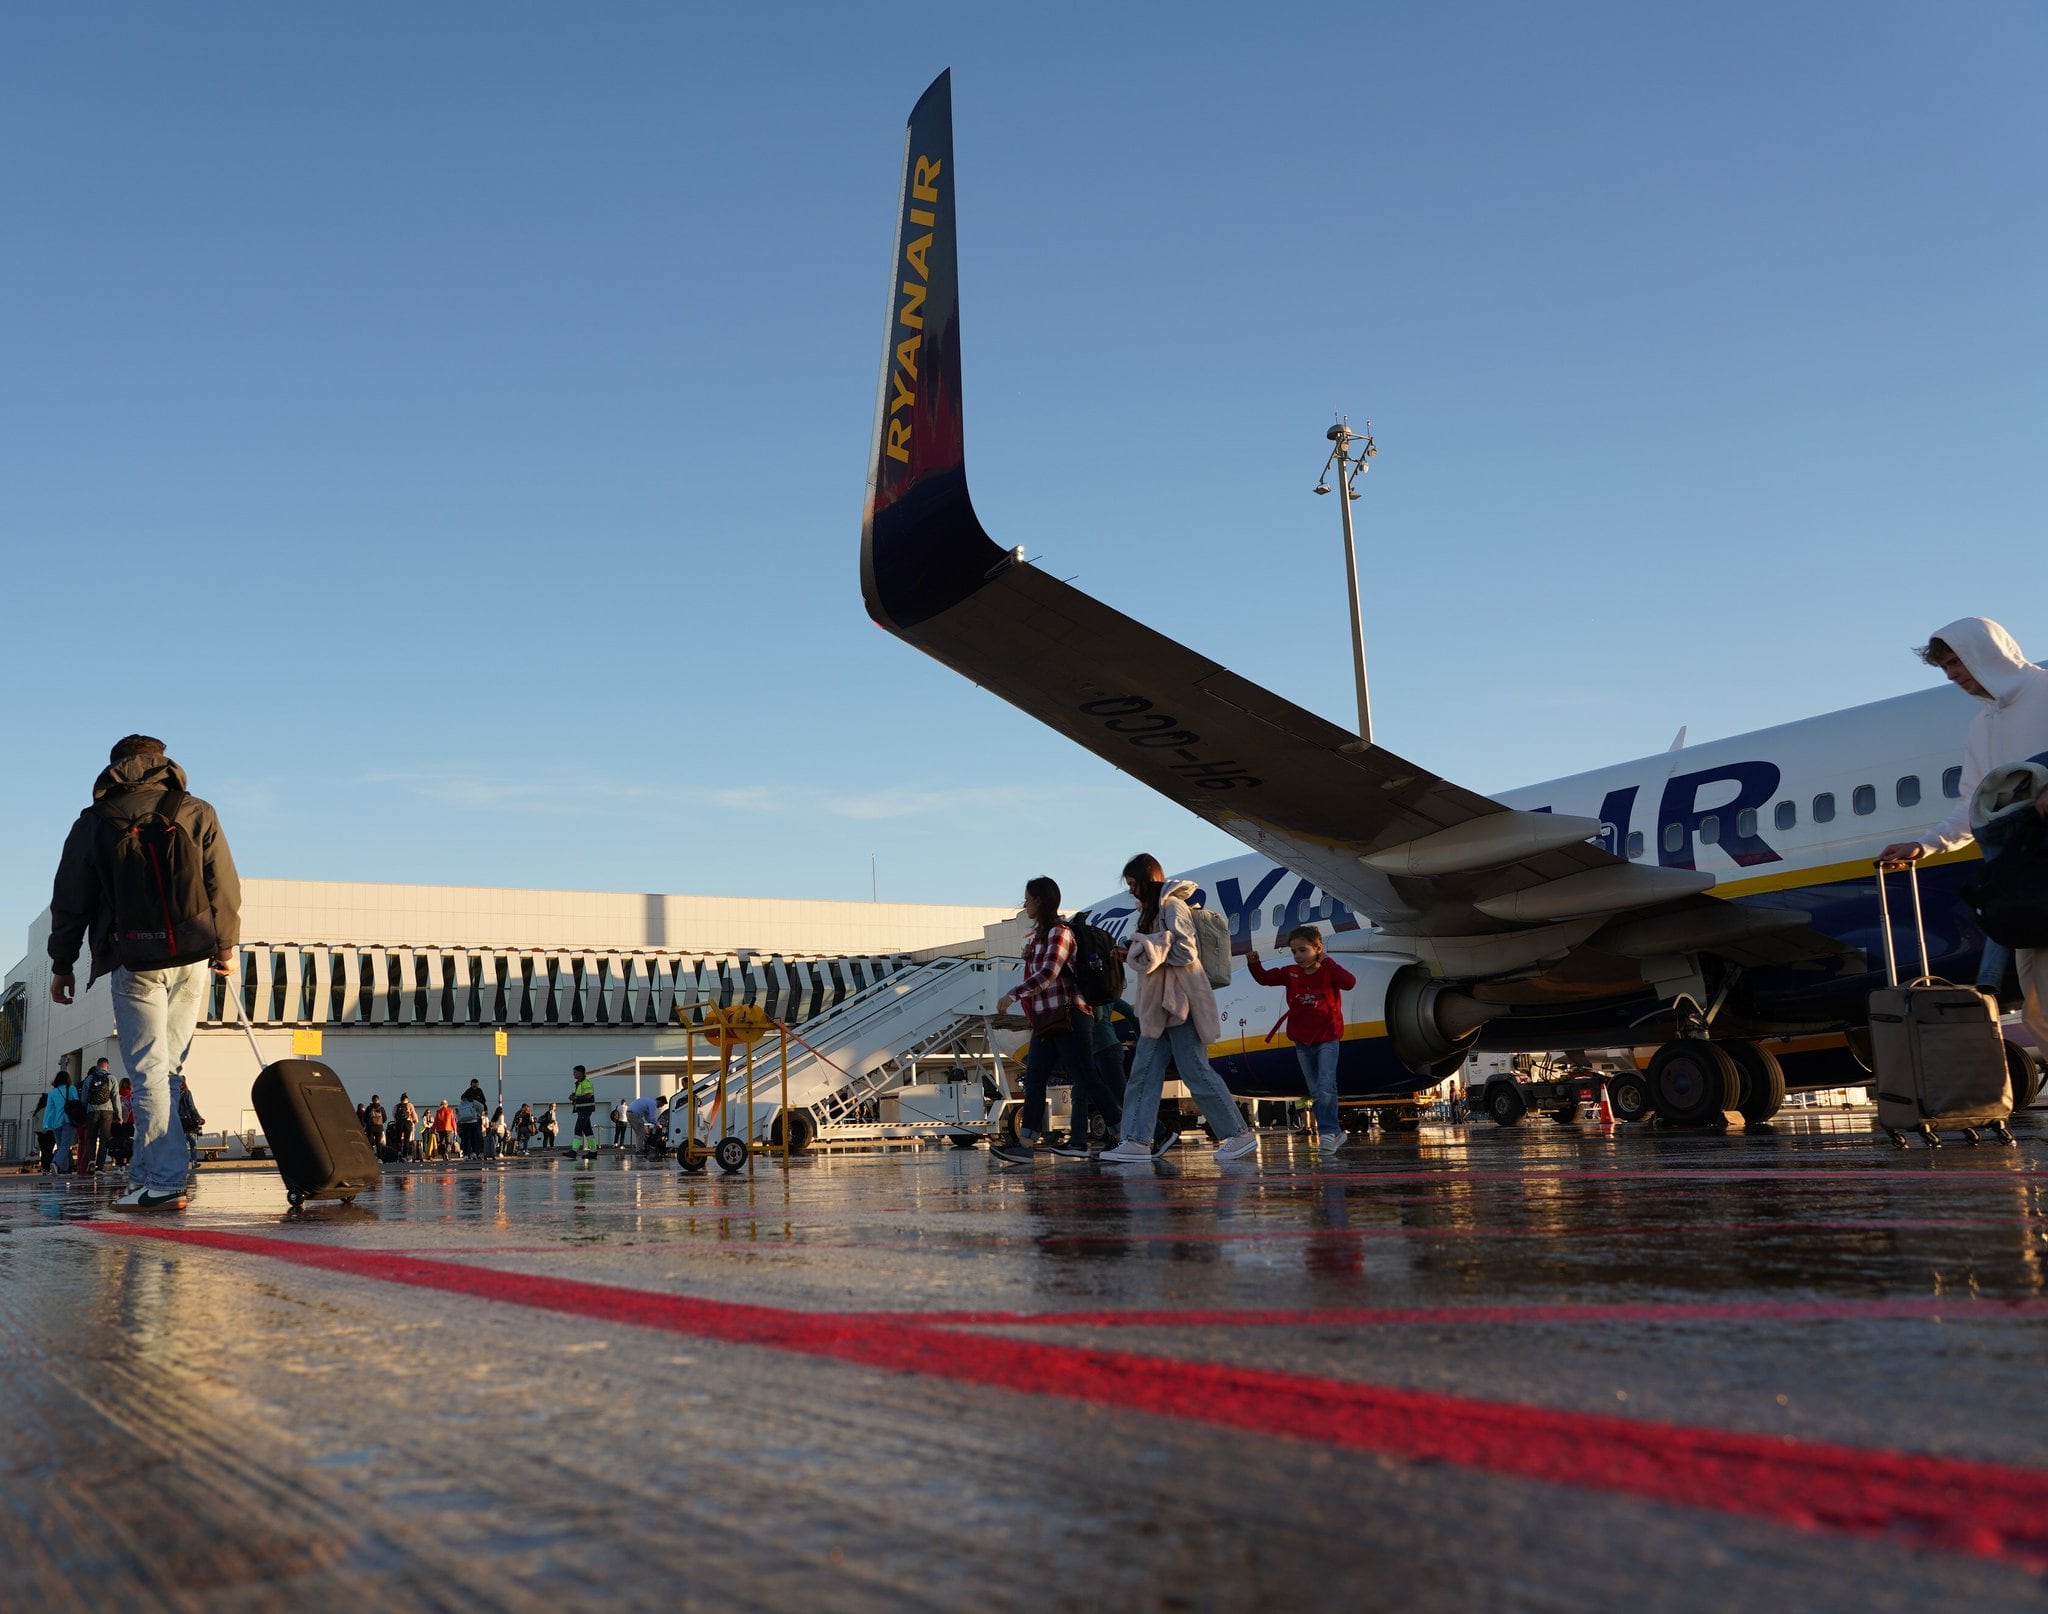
left=1384, top=966, right=1500, bottom=1078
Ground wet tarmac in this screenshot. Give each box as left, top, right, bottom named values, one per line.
left=4, top=1114, right=2047, bottom=1612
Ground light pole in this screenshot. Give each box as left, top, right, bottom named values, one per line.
left=1313, top=420, right=1377, bottom=744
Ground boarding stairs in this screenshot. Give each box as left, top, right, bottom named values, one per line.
left=702, top=956, right=1022, bottom=1145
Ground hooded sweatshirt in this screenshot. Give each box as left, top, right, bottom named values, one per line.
left=47, top=754, right=242, bottom=984
left=1918, top=619, right=2048, bottom=855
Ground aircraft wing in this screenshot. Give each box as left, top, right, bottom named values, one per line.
left=862, top=75, right=1830, bottom=982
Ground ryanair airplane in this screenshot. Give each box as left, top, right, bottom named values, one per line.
left=860, top=72, right=2019, bottom=1128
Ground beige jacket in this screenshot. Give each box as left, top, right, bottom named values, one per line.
left=1125, top=881, right=1221, bottom=1041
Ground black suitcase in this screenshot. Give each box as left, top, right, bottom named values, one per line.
left=232, top=998, right=380, bottom=1209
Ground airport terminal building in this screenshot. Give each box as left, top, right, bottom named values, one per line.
left=0, top=879, right=1011, bottom=1156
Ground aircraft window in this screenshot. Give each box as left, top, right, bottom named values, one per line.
left=1942, top=766, right=1963, bottom=799
left=1736, top=808, right=1757, bottom=839
left=1662, top=823, right=1683, bottom=853
left=1272, top=905, right=1287, bottom=930
left=1627, top=830, right=1644, bottom=859
left=1896, top=775, right=1921, bottom=808
left=1813, top=793, right=1836, bottom=824
left=1853, top=784, right=1876, bottom=816
left=1774, top=800, right=1796, bottom=831
left=1698, top=814, right=1721, bottom=846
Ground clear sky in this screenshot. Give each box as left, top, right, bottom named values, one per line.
left=3, top=2, right=2043, bottom=947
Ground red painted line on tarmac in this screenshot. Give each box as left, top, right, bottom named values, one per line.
left=848, top=1296, right=2048, bottom=1329
left=93, top=1223, right=2048, bottom=1572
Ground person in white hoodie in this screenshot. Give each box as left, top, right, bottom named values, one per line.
left=1878, top=617, right=2048, bottom=1051
left=1099, top=854, right=1260, bottom=1165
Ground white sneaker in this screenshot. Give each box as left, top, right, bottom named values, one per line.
left=1098, top=1139, right=1155, bottom=1165
left=1213, top=1131, right=1259, bottom=1163
left=1320, top=1131, right=1348, bottom=1152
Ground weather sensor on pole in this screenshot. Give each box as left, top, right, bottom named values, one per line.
left=1313, top=418, right=1377, bottom=744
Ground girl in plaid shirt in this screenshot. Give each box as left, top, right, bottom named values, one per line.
left=994, top=877, right=1125, bottom=1162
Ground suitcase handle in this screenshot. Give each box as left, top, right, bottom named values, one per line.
left=1873, top=860, right=1934, bottom=988
left=224, top=980, right=269, bottom=1069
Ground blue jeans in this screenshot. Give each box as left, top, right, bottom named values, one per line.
left=1121, top=1019, right=1249, bottom=1145
left=53, top=1123, right=76, bottom=1169
left=112, top=962, right=209, bottom=1194
left=1295, top=1040, right=1342, bottom=1137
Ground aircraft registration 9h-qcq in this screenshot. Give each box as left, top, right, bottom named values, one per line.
left=860, top=72, right=2032, bottom=1129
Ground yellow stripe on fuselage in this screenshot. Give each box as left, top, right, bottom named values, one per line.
left=1209, top=1020, right=1387, bottom=1059
left=1709, top=844, right=1978, bottom=900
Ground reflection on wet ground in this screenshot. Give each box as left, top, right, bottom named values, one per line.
left=3, top=1112, right=2046, bottom=1611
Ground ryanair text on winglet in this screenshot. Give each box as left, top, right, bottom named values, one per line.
left=884, top=155, right=941, bottom=464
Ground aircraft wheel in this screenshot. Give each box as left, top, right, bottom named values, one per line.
left=767, top=1109, right=816, bottom=1156
left=2005, top=1043, right=2042, bottom=1110
left=1485, top=1082, right=1527, bottom=1127
left=713, top=1136, right=749, bottom=1173
left=1723, top=1039, right=1787, bottom=1124
left=1608, top=1069, right=1655, bottom=1124
left=1646, top=1039, right=1740, bottom=1126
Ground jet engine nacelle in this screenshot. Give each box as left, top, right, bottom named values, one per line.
left=1384, top=966, right=1501, bottom=1078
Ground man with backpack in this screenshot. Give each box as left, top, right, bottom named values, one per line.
left=83, top=1057, right=118, bottom=1172
left=47, top=735, right=242, bottom=1213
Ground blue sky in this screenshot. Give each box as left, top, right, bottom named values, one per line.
left=3, top=2, right=2043, bottom=944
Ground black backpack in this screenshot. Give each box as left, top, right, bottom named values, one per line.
left=94, top=790, right=218, bottom=969
left=1066, top=912, right=1126, bottom=1007
left=85, top=1070, right=111, bottom=1106
left=1963, top=809, right=2048, bottom=949
left=177, top=1084, right=205, bottom=1135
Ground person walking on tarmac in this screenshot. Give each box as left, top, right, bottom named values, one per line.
left=47, top=735, right=242, bottom=1212
left=1098, top=854, right=1260, bottom=1167
left=568, top=1066, right=598, bottom=1160
left=1878, top=618, right=2048, bottom=1055
left=991, top=878, right=1125, bottom=1166
left=1246, top=925, right=1356, bottom=1155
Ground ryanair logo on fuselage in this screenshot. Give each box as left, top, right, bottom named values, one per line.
left=883, top=154, right=941, bottom=465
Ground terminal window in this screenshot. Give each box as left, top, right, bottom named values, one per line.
left=1774, top=800, right=1796, bottom=831
left=1896, top=775, right=1921, bottom=808
left=1942, top=766, right=1963, bottom=799
left=1813, top=793, right=1836, bottom=824
left=1852, top=785, right=1876, bottom=816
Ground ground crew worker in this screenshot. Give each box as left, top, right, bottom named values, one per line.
left=569, top=1065, right=598, bottom=1160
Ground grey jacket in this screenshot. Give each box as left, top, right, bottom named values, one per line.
left=48, top=754, right=242, bottom=985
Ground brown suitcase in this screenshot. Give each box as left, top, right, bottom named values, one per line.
left=1868, top=863, right=2013, bottom=1148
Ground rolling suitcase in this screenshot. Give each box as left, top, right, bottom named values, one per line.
left=230, top=993, right=380, bottom=1209
left=1868, top=862, right=2013, bottom=1149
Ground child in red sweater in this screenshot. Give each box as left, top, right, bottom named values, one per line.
left=1246, top=925, right=1356, bottom=1152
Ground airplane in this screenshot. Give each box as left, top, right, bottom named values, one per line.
left=859, top=72, right=2029, bottom=1128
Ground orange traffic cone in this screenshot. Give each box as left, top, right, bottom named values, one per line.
left=1595, top=1081, right=1615, bottom=1126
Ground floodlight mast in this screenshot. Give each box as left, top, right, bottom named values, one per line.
left=1314, top=419, right=1377, bottom=743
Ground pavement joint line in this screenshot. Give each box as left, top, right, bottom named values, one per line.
left=844, top=1296, right=2048, bottom=1328
left=89, top=1221, right=2048, bottom=1574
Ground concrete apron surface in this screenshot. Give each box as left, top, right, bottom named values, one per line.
left=3, top=1114, right=2047, bottom=1613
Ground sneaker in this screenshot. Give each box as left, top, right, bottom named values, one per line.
left=1213, top=1131, right=1259, bottom=1164
left=1320, top=1131, right=1348, bottom=1153
left=987, top=1141, right=1034, bottom=1165
left=1049, top=1141, right=1093, bottom=1159
left=1150, top=1132, right=1177, bottom=1157
left=1098, top=1139, right=1154, bottom=1165
left=111, top=1186, right=188, bottom=1213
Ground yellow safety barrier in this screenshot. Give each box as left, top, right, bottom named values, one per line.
left=668, top=1010, right=796, bottom=1177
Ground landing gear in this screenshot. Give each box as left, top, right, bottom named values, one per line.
left=1720, top=1039, right=1787, bottom=1125
left=1644, top=1038, right=1739, bottom=1126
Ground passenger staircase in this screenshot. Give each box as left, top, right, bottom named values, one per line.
left=701, top=956, right=1022, bottom=1144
